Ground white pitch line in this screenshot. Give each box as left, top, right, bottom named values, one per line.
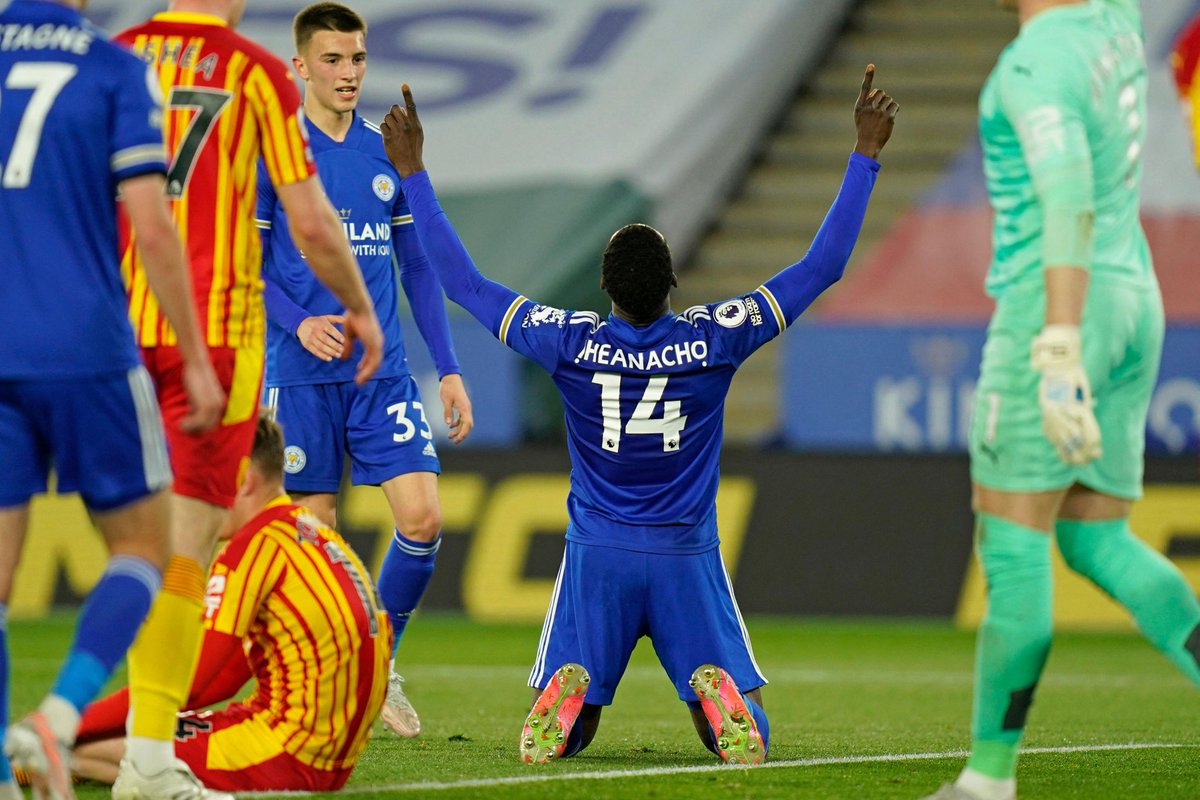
left=240, top=742, right=1195, bottom=798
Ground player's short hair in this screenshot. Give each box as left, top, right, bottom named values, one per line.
left=251, top=412, right=287, bottom=481
left=601, top=224, right=674, bottom=322
left=293, top=2, right=367, bottom=52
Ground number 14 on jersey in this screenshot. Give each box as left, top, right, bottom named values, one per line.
left=592, top=372, right=687, bottom=454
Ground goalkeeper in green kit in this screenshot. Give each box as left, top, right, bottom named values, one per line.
left=925, top=1, right=1200, bottom=799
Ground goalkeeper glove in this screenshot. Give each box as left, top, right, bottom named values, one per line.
left=1031, top=324, right=1101, bottom=465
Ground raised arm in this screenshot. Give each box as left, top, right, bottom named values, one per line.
left=762, top=65, right=896, bottom=326
left=382, top=86, right=525, bottom=336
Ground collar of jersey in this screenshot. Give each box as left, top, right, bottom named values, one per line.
left=151, top=11, right=228, bottom=27
left=306, top=110, right=364, bottom=151
left=606, top=311, right=677, bottom=348
left=232, top=494, right=296, bottom=544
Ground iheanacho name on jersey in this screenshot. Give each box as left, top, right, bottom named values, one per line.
left=574, top=339, right=709, bottom=370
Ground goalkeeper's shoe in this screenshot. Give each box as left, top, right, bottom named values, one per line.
left=520, top=663, right=589, bottom=764
left=112, top=758, right=233, bottom=800
left=921, top=783, right=1015, bottom=800
left=4, top=712, right=73, bottom=800
left=381, top=671, right=421, bottom=737
left=689, top=664, right=765, bottom=765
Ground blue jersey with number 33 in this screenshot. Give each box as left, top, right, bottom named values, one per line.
left=0, top=0, right=167, bottom=378
left=400, top=154, right=879, bottom=554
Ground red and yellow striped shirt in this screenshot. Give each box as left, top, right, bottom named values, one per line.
left=1172, top=14, right=1200, bottom=169
left=117, top=12, right=315, bottom=348
left=204, top=497, right=391, bottom=772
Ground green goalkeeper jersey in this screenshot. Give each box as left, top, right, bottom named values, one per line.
left=978, top=0, right=1153, bottom=296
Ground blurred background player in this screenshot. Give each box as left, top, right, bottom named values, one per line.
left=0, top=0, right=223, bottom=797
left=113, top=0, right=385, bottom=795
left=926, top=2, right=1200, bottom=799
left=1170, top=7, right=1200, bottom=166
left=380, top=71, right=896, bottom=764
left=257, top=2, right=474, bottom=738
left=73, top=415, right=391, bottom=793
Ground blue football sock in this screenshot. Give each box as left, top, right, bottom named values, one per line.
left=0, top=604, right=11, bottom=783
left=52, top=555, right=160, bottom=712
left=743, top=695, right=770, bottom=752
left=377, top=530, right=440, bottom=656
left=561, top=713, right=586, bottom=758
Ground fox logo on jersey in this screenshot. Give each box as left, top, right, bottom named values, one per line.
left=372, top=174, right=395, bottom=201
left=284, top=445, right=307, bottom=474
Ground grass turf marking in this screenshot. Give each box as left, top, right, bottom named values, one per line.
left=240, top=742, right=1195, bottom=797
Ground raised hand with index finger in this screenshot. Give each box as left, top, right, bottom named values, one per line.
left=381, top=84, right=425, bottom=178
left=853, top=64, right=899, bottom=160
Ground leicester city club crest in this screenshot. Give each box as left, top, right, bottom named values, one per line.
left=372, top=174, right=396, bottom=202
left=284, top=445, right=307, bottom=474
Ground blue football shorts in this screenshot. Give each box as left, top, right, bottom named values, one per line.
left=528, top=537, right=767, bottom=705
left=265, top=375, right=441, bottom=494
left=0, top=366, right=171, bottom=511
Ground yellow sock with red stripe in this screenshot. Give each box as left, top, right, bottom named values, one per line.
left=126, top=556, right=206, bottom=750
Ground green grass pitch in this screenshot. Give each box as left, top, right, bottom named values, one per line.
left=8, top=613, right=1198, bottom=798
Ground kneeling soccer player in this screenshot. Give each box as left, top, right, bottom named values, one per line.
left=72, top=415, right=391, bottom=793
left=377, top=63, right=898, bottom=764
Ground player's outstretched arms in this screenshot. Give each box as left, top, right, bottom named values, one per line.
left=120, top=173, right=225, bottom=432
left=275, top=176, right=384, bottom=383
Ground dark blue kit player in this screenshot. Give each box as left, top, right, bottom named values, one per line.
left=380, top=69, right=898, bottom=765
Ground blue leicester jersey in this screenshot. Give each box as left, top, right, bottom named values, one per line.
left=259, top=113, right=434, bottom=387
left=503, top=297, right=782, bottom=554
left=0, top=0, right=167, bottom=378
left=400, top=154, right=880, bottom=554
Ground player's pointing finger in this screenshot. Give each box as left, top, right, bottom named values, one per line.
left=402, top=83, right=419, bottom=122
left=858, top=64, right=875, bottom=107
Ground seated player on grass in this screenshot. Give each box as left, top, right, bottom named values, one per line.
left=377, top=67, right=898, bottom=765
left=69, top=415, right=391, bottom=793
